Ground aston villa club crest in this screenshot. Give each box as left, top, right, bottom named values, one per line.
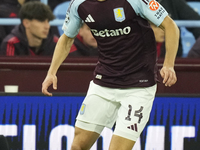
left=113, top=8, right=125, bottom=22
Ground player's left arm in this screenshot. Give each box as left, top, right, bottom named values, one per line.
left=159, top=15, right=180, bottom=87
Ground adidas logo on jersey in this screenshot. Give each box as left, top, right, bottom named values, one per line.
left=85, top=14, right=95, bottom=22
left=127, top=124, right=138, bottom=132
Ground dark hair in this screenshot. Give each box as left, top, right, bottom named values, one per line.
left=19, top=1, right=55, bottom=22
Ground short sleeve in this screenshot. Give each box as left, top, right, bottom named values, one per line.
left=62, top=0, right=84, bottom=38
left=127, top=0, right=168, bottom=26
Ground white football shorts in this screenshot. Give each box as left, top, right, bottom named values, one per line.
left=75, top=81, right=157, bottom=141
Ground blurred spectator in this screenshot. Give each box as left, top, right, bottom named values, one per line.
left=0, top=135, right=9, bottom=150
left=150, top=22, right=165, bottom=58
left=0, top=1, right=58, bottom=56
left=187, top=36, right=200, bottom=58
left=69, top=23, right=99, bottom=56
left=0, top=0, right=41, bottom=46
left=0, top=0, right=24, bottom=45
left=0, top=0, right=59, bottom=46
left=159, top=0, right=200, bottom=57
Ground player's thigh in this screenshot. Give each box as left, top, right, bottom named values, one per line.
left=114, top=84, right=157, bottom=142
left=76, top=81, right=120, bottom=129
left=71, top=126, right=100, bottom=150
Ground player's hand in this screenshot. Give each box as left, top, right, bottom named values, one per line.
left=160, top=66, right=177, bottom=87
left=42, top=74, right=57, bottom=96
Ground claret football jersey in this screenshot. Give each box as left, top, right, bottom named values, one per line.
left=62, top=0, right=168, bottom=88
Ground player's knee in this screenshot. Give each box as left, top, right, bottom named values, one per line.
left=70, top=136, right=90, bottom=150
left=71, top=144, right=81, bottom=150
left=71, top=143, right=89, bottom=150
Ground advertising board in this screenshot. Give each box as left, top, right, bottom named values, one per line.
left=0, top=95, right=199, bottom=150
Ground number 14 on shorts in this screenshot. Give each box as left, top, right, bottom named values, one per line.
left=125, top=105, right=144, bottom=131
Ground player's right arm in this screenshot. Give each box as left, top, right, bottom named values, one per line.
left=42, top=34, right=75, bottom=96
left=42, top=0, right=83, bottom=96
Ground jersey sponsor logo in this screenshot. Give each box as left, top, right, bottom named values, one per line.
left=113, top=8, right=126, bottom=22
left=85, top=14, right=95, bottom=22
left=149, top=0, right=159, bottom=11
left=91, top=26, right=131, bottom=37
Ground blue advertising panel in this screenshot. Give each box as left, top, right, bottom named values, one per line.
left=0, top=95, right=200, bottom=150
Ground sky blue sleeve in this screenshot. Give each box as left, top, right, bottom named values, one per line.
left=127, top=0, right=168, bottom=26
left=62, top=0, right=84, bottom=38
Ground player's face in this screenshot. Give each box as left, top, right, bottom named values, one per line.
left=27, top=19, right=50, bottom=39
left=151, top=24, right=165, bottom=43
left=79, top=24, right=97, bottom=48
